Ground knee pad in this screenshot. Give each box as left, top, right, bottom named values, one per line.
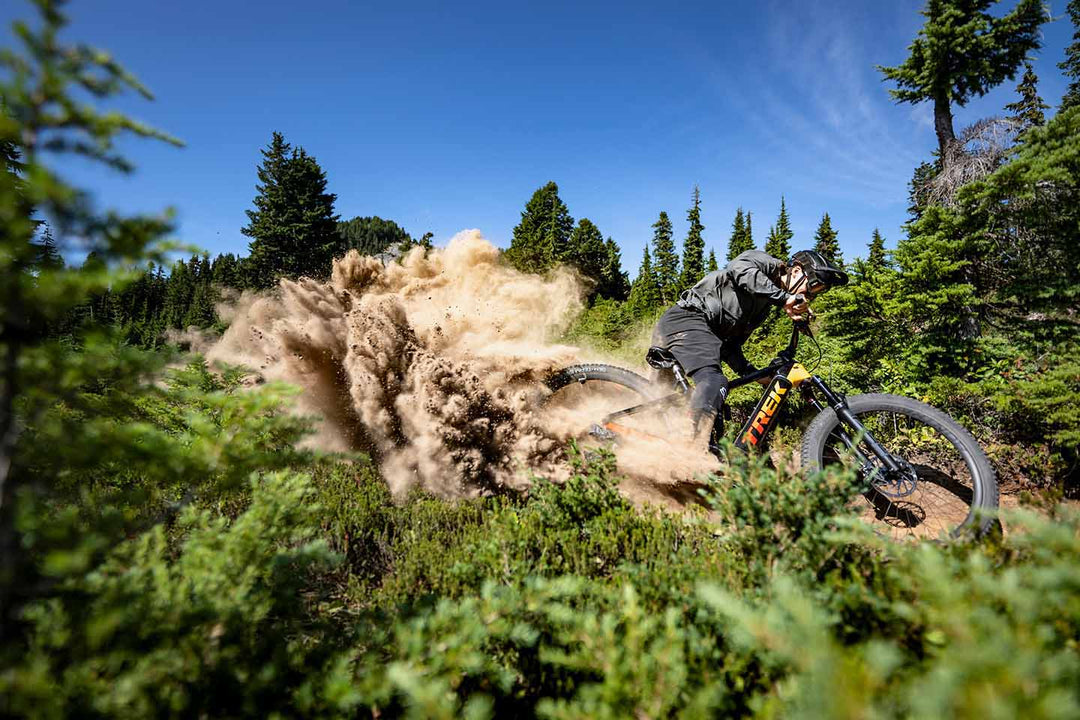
left=689, top=365, right=729, bottom=415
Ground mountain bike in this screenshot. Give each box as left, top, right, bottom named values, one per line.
left=543, top=313, right=998, bottom=540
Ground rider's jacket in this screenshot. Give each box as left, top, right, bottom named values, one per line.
left=677, top=249, right=793, bottom=345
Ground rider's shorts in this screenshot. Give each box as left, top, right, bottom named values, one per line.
left=653, top=304, right=729, bottom=376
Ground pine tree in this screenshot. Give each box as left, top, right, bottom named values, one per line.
left=335, top=216, right=412, bottom=257
left=242, top=132, right=340, bottom=288
left=813, top=213, right=842, bottom=266
left=627, top=246, right=661, bottom=316
left=566, top=218, right=608, bottom=290
left=765, top=197, right=793, bottom=260
left=598, top=238, right=630, bottom=301
left=679, top=187, right=706, bottom=291
left=162, top=259, right=195, bottom=329
left=1060, top=0, right=1080, bottom=111
left=907, top=160, right=940, bottom=222
left=1005, top=62, right=1049, bottom=132
left=504, top=181, right=574, bottom=274
left=706, top=249, right=719, bottom=273
left=727, top=207, right=754, bottom=260
left=211, top=253, right=242, bottom=288
left=867, top=228, right=887, bottom=273
left=650, top=211, right=679, bottom=305
left=878, top=0, right=1047, bottom=163
left=32, top=225, right=63, bottom=271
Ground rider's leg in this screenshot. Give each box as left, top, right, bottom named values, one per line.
left=688, top=364, right=729, bottom=458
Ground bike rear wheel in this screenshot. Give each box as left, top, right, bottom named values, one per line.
left=542, top=364, right=666, bottom=442
left=801, top=393, right=998, bottom=540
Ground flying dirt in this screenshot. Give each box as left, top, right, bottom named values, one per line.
left=208, top=230, right=718, bottom=501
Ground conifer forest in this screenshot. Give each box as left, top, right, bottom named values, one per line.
left=2, top=0, right=1080, bottom=717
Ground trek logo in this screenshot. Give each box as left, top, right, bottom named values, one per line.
left=740, top=376, right=793, bottom=447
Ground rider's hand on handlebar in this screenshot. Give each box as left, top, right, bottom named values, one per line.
left=784, top=293, right=810, bottom=321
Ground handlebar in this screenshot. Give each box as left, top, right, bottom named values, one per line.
left=779, top=304, right=815, bottom=363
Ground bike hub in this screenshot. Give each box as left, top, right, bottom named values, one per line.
left=870, top=458, right=919, bottom=498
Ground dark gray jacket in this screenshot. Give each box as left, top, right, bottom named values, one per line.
left=677, top=250, right=792, bottom=371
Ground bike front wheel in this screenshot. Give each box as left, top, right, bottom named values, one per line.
left=801, top=393, right=998, bottom=540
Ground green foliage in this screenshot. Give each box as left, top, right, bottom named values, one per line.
left=505, top=181, right=574, bottom=274
left=650, top=210, right=680, bottom=305
left=727, top=207, right=754, bottom=261
left=561, top=297, right=642, bottom=356
left=598, top=237, right=630, bottom=301
left=701, top=507, right=1080, bottom=717
left=4, top=2, right=1080, bottom=716
left=961, top=105, right=1080, bottom=306
left=908, top=159, right=940, bottom=221
left=4, top=472, right=340, bottom=718
left=820, top=108, right=1080, bottom=480
left=335, top=215, right=413, bottom=257
left=706, top=247, right=719, bottom=273
left=812, top=212, right=842, bottom=266
left=1060, top=0, right=1080, bottom=111
left=241, top=131, right=340, bottom=288
left=322, top=453, right=1080, bottom=718
left=878, top=0, right=1047, bottom=155
left=626, top=245, right=661, bottom=318
left=0, top=0, right=182, bottom=629
left=679, top=186, right=706, bottom=291
left=563, top=218, right=608, bottom=296
left=764, top=197, right=793, bottom=261
left=866, top=227, right=887, bottom=272
left=1005, top=61, right=1049, bottom=132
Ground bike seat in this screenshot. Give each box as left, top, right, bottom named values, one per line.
left=646, top=346, right=681, bottom=371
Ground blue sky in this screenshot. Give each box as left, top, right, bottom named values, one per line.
left=3, top=0, right=1076, bottom=273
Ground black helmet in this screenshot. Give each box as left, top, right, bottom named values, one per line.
left=790, top=249, right=848, bottom=293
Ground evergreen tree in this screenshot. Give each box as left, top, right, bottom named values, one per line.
left=679, top=187, right=706, bottom=290
left=878, top=0, right=1047, bottom=163
left=813, top=213, right=842, bottom=266
left=162, top=259, right=195, bottom=329
left=32, top=225, right=63, bottom=272
left=867, top=228, right=887, bottom=273
left=566, top=218, right=609, bottom=288
left=907, top=160, right=940, bottom=221
left=627, top=246, right=661, bottom=316
left=707, top=248, right=719, bottom=273
left=504, top=181, right=574, bottom=274
left=1060, top=0, right=1080, bottom=111
left=211, top=253, right=242, bottom=288
left=598, top=238, right=630, bottom=301
left=727, top=207, right=756, bottom=260
left=765, top=197, right=793, bottom=260
left=1005, top=62, right=1049, bottom=132
left=335, top=216, right=413, bottom=257
left=650, top=211, right=679, bottom=305
left=242, top=133, right=339, bottom=288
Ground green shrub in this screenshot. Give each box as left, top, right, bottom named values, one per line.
left=3, top=472, right=343, bottom=718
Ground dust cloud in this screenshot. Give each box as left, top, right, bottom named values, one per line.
left=207, top=230, right=718, bottom=500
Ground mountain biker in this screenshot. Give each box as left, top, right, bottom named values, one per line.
left=652, top=249, right=848, bottom=456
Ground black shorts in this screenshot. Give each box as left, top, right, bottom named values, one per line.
left=653, top=304, right=728, bottom=376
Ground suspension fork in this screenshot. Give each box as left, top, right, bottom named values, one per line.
left=804, top=377, right=902, bottom=473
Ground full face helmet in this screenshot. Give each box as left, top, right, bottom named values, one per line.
left=790, top=249, right=849, bottom=295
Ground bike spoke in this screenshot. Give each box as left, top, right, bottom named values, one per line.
left=826, top=409, right=976, bottom=541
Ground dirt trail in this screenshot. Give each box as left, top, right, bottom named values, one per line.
left=207, top=231, right=718, bottom=500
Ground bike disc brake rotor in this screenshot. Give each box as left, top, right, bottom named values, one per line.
left=869, top=458, right=919, bottom=498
